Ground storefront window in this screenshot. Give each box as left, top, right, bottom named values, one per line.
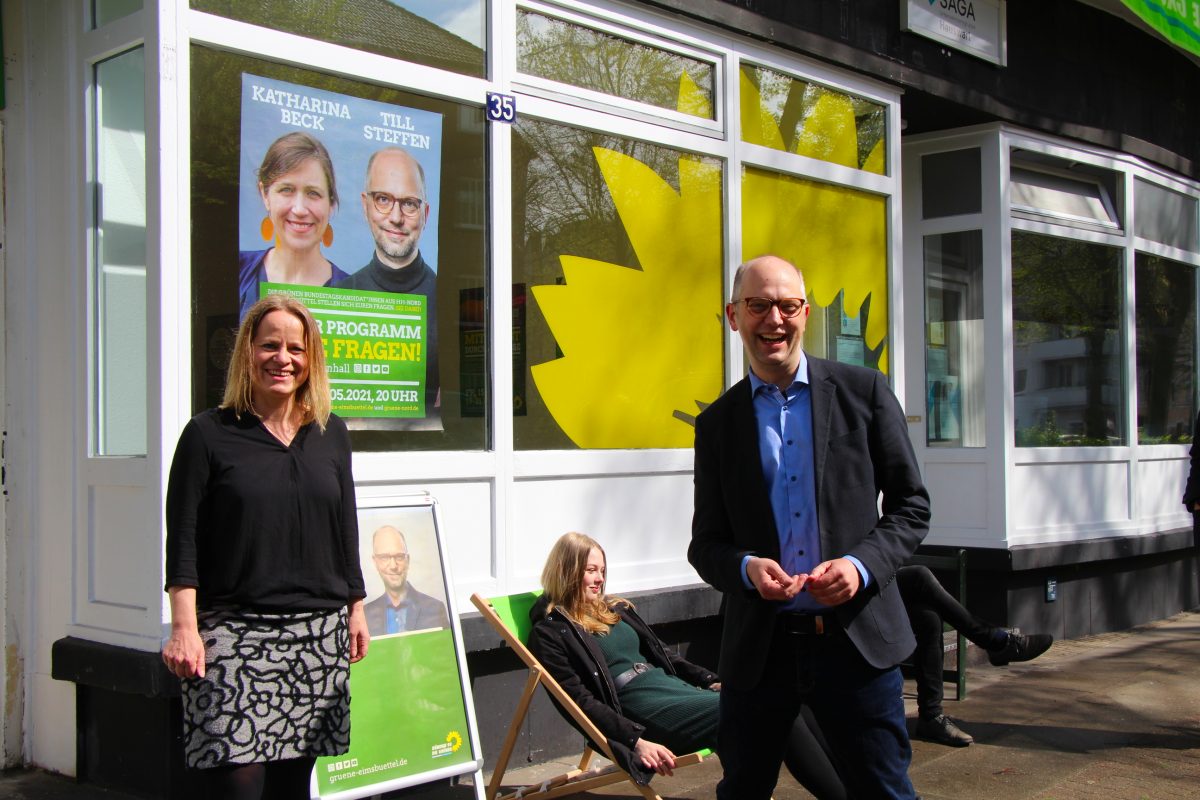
left=512, top=118, right=724, bottom=449
left=93, top=47, right=147, bottom=456
left=742, top=165, right=888, bottom=372
left=924, top=231, right=985, bottom=447
left=189, top=46, right=488, bottom=452
left=1135, top=253, right=1196, bottom=443
left=1012, top=231, right=1125, bottom=446
left=93, top=0, right=141, bottom=28
left=1135, top=178, right=1199, bottom=253
left=921, top=149, right=981, bottom=219
left=740, top=64, right=887, bottom=176
left=191, top=0, right=486, bottom=78
left=515, top=8, right=716, bottom=120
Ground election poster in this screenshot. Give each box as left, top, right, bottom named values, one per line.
left=312, top=494, right=483, bottom=799
left=238, top=74, right=444, bottom=428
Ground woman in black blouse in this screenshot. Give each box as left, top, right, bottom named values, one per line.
left=162, top=294, right=369, bottom=799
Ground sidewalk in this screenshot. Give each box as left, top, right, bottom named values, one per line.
left=5, top=610, right=1199, bottom=799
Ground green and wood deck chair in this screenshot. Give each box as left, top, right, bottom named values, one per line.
left=470, top=591, right=711, bottom=800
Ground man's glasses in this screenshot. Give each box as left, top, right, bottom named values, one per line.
left=373, top=553, right=411, bottom=564
left=366, top=192, right=424, bottom=217
left=738, top=297, right=807, bottom=318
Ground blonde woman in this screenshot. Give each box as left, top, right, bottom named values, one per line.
left=162, top=295, right=368, bottom=799
left=527, top=533, right=847, bottom=798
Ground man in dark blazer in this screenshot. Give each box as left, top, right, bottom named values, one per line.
left=689, top=255, right=930, bottom=799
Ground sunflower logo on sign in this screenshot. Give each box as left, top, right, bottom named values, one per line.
left=446, top=731, right=463, bottom=752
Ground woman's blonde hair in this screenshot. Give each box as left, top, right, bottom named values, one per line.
left=221, top=294, right=332, bottom=431
left=540, top=532, right=629, bottom=635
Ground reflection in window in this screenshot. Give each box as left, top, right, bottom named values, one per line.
left=191, top=0, right=486, bottom=77
left=741, top=165, right=889, bottom=371
left=94, top=48, right=147, bottom=456
left=1135, top=254, right=1196, bottom=443
left=1012, top=232, right=1124, bottom=446
left=924, top=232, right=985, bottom=447
left=189, top=47, right=488, bottom=452
left=740, top=64, right=886, bottom=176
left=516, top=9, right=716, bottom=120
left=512, top=119, right=724, bottom=449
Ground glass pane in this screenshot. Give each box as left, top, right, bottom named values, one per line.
left=740, top=63, right=887, bottom=176
left=512, top=119, right=724, bottom=449
left=921, top=149, right=981, bottom=219
left=1135, top=253, right=1196, bottom=443
left=516, top=9, right=715, bottom=121
left=741, top=164, right=889, bottom=372
left=190, top=46, right=487, bottom=452
left=924, top=231, right=985, bottom=447
left=94, top=48, right=147, bottom=456
left=1012, top=232, right=1124, bottom=446
left=191, top=0, right=486, bottom=78
left=1135, top=178, right=1199, bottom=253
left=93, top=0, right=141, bottom=28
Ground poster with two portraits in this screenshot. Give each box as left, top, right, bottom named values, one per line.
left=239, top=73, right=442, bottom=431
left=239, top=76, right=481, bottom=797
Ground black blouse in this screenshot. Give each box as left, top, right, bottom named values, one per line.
left=165, top=408, right=366, bottom=611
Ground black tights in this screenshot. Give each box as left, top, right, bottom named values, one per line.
left=782, top=705, right=849, bottom=800
left=202, top=757, right=316, bottom=800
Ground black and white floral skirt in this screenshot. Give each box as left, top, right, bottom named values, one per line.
left=181, top=607, right=350, bottom=769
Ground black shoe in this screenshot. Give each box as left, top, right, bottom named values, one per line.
left=988, top=632, right=1053, bottom=666
left=915, top=714, right=973, bottom=747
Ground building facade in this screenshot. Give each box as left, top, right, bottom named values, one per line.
left=1, top=0, right=1197, bottom=792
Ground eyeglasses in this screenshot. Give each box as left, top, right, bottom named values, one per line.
left=373, top=553, right=411, bottom=564
left=366, top=192, right=424, bottom=217
left=738, top=297, right=807, bottom=318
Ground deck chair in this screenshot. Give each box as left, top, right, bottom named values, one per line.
left=470, top=591, right=711, bottom=800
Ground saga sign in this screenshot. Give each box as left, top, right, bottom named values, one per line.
left=902, top=0, right=1006, bottom=65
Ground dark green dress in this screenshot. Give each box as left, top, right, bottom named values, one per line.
left=594, top=619, right=718, bottom=754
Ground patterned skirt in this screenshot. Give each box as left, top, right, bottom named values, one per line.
left=181, top=607, right=350, bottom=769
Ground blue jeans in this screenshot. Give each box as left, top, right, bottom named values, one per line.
left=717, top=623, right=915, bottom=800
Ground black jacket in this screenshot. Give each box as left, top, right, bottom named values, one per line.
left=526, top=595, right=717, bottom=785
left=689, top=357, right=930, bottom=686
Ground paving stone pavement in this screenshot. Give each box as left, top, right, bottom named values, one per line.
left=3, top=610, right=1199, bottom=799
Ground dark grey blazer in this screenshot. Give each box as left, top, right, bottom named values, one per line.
left=363, top=584, right=449, bottom=636
left=688, top=356, right=930, bottom=689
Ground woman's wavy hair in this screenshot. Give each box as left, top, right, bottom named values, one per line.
left=256, top=131, right=339, bottom=208
left=540, top=532, right=630, bottom=635
left=221, top=294, right=331, bottom=431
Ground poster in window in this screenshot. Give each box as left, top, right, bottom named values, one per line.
left=238, top=74, right=444, bottom=429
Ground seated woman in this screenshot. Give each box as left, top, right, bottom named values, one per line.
left=527, top=532, right=846, bottom=799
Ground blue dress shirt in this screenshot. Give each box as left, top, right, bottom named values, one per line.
left=740, top=354, right=870, bottom=611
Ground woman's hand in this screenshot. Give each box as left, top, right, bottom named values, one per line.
left=348, top=598, right=370, bottom=663
left=163, top=587, right=206, bottom=679
left=633, top=738, right=677, bottom=776
left=708, top=681, right=721, bottom=692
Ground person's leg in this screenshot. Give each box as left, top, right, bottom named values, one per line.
left=781, top=705, right=848, bottom=800
left=202, top=763, right=266, bottom=800
left=808, top=634, right=915, bottom=800
left=262, top=757, right=316, bottom=800
left=716, top=630, right=805, bottom=800
left=898, top=565, right=1001, bottom=649
left=905, top=601, right=947, bottom=721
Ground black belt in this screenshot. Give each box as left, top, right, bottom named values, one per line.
left=777, top=612, right=827, bottom=635
left=612, top=662, right=654, bottom=690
